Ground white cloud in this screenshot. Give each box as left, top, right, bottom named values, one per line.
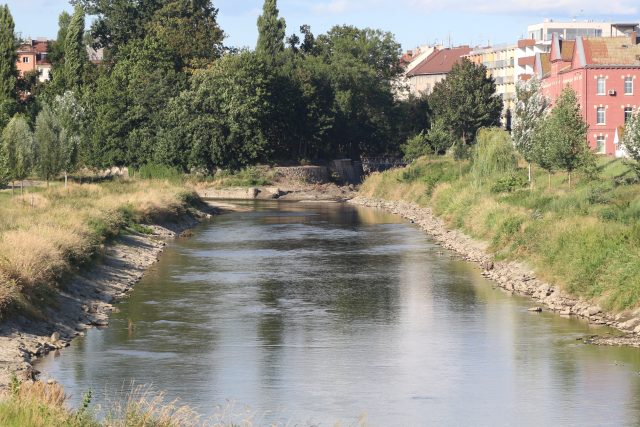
left=406, top=0, right=638, bottom=15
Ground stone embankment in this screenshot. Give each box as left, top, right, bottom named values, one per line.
left=349, top=196, right=640, bottom=348
left=0, top=206, right=214, bottom=388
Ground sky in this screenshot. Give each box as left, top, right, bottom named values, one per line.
left=5, top=0, right=640, bottom=51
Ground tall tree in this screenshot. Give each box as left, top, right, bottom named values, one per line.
left=512, top=78, right=548, bottom=183
left=0, top=5, right=17, bottom=128
left=1, top=114, right=33, bottom=193
left=147, top=0, right=224, bottom=70
left=256, top=0, right=285, bottom=56
left=35, top=105, right=62, bottom=185
left=622, top=109, right=640, bottom=178
left=64, top=5, right=88, bottom=90
left=546, top=87, right=590, bottom=188
left=429, top=59, right=502, bottom=145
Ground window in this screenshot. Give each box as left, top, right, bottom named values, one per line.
left=596, top=136, right=606, bottom=154
left=22, top=56, right=29, bottom=63
left=625, top=107, right=634, bottom=122
left=596, top=107, right=606, bottom=124
left=597, top=77, right=606, bottom=95
left=625, top=77, right=633, bottom=95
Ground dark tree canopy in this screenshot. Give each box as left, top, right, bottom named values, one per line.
left=64, top=5, right=88, bottom=90
left=429, top=58, right=503, bottom=144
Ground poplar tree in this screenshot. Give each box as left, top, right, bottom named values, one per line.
left=256, top=0, right=285, bottom=56
left=35, top=105, right=62, bottom=186
left=64, top=5, right=87, bottom=90
left=1, top=114, right=33, bottom=193
left=0, top=5, right=17, bottom=127
left=513, top=78, right=548, bottom=184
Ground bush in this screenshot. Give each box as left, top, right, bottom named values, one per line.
left=401, top=131, right=431, bottom=162
left=136, top=163, right=183, bottom=183
left=472, top=128, right=517, bottom=181
left=213, top=167, right=273, bottom=187
left=490, top=172, right=528, bottom=193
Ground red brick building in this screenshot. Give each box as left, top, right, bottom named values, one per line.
left=534, top=33, right=640, bottom=156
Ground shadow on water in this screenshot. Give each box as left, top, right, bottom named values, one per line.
left=36, top=200, right=640, bottom=426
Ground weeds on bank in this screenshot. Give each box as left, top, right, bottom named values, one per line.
left=360, top=155, right=640, bottom=311
left=0, top=179, right=199, bottom=319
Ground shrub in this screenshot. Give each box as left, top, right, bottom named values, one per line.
left=401, top=131, right=430, bottom=162
left=136, top=163, right=183, bottom=183
left=471, top=128, right=517, bottom=181
left=490, top=172, right=528, bottom=193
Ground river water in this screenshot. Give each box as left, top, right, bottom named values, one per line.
left=36, top=201, right=640, bottom=426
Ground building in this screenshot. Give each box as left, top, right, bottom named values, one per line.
left=527, top=20, right=638, bottom=43
left=534, top=33, right=640, bottom=156
left=466, top=44, right=517, bottom=126
left=17, top=39, right=52, bottom=82
left=404, top=46, right=471, bottom=96
left=517, top=21, right=640, bottom=82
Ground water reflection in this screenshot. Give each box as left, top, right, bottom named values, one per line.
left=36, top=201, right=640, bottom=426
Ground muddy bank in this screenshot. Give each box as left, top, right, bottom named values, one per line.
left=0, top=205, right=215, bottom=388
left=349, top=196, right=640, bottom=348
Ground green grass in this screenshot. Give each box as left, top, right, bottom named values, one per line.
left=207, top=166, right=275, bottom=187
left=360, top=155, right=640, bottom=312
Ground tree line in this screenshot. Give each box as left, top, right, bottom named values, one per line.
left=0, top=0, right=434, bottom=186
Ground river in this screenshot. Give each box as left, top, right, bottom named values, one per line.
left=36, top=201, right=640, bottom=426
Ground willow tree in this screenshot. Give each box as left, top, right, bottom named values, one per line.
left=256, top=0, right=285, bottom=56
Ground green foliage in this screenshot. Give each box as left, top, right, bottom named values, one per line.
left=471, top=128, right=517, bottom=181
left=401, top=131, right=430, bottom=162
left=429, top=59, right=503, bottom=145
left=63, top=5, right=88, bottom=90
left=136, top=163, right=183, bottom=183
left=546, top=88, right=590, bottom=182
left=213, top=167, right=274, bottom=187
left=0, top=5, right=16, bottom=101
left=257, top=0, right=286, bottom=56
left=35, top=104, right=63, bottom=182
left=623, top=108, right=640, bottom=178
left=513, top=78, right=548, bottom=164
left=147, top=0, right=224, bottom=69
left=425, top=117, right=455, bottom=155
left=490, top=172, right=528, bottom=194
left=1, top=114, right=34, bottom=183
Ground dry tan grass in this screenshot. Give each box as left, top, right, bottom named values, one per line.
left=0, top=180, right=195, bottom=317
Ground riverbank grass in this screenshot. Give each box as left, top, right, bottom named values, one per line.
left=360, top=155, right=640, bottom=311
left=0, top=179, right=199, bottom=319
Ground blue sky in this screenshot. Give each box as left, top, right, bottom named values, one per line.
left=6, top=0, right=640, bottom=50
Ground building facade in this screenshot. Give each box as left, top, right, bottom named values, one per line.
left=404, top=46, right=471, bottom=96
left=535, top=33, right=640, bottom=156
left=466, top=44, right=517, bottom=126
left=17, top=39, right=52, bottom=82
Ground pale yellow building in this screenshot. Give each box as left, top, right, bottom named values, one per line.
left=466, top=44, right=517, bottom=127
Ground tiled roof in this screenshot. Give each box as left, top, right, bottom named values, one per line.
left=406, top=46, right=471, bottom=77
left=539, top=52, right=551, bottom=76
left=517, top=39, right=536, bottom=49
left=583, top=36, right=640, bottom=66
left=560, top=40, right=575, bottom=61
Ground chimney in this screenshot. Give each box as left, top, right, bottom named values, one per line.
left=631, top=31, right=638, bottom=45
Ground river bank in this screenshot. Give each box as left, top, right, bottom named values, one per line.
left=349, top=196, right=640, bottom=348
left=0, top=206, right=214, bottom=388
left=0, top=180, right=222, bottom=389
